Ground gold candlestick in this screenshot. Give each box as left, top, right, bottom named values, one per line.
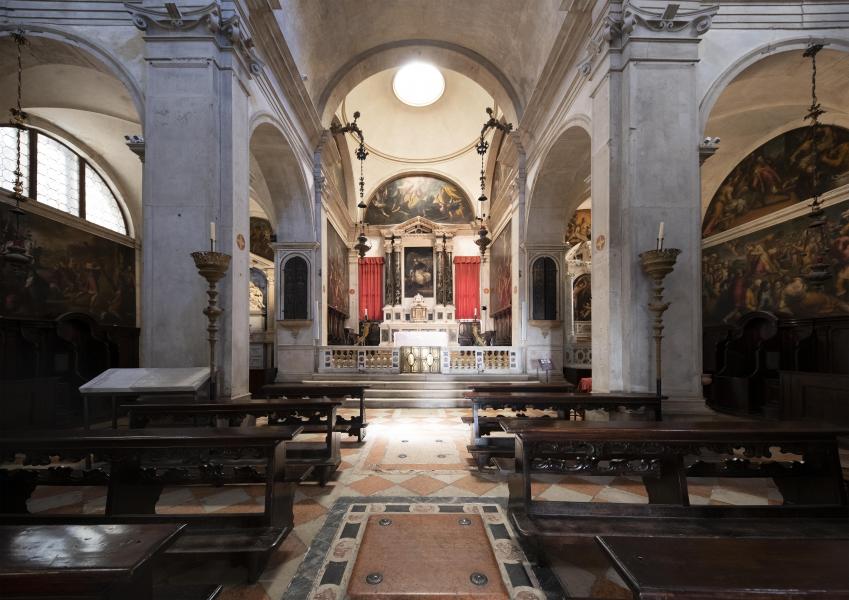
left=191, top=251, right=231, bottom=401
left=639, top=248, right=680, bottom=400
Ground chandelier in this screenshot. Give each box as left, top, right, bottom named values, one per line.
left=3, top=30, right=32, bottom=271
left=331, top=111, right=372, bottom=257
left=474, top=107, right=513, bottom=255
left=801, top=43, right=831, bottom=291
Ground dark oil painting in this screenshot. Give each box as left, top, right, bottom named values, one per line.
left=702, top=199, right=849, bottom=325
left=326, top=224, right=349, bottom=315
left=404, top=246, right=434, bottom=298
left=0, top=201, right=136, bottom=326
left=364, top=175, right=475, bottom=225
left=249, top=217, right=274, bottom=261
left=703, top=125, right=849, bottom=237
left=491, top=226, right=512, bottom=314
left=573, top=274, right=592, bottom=322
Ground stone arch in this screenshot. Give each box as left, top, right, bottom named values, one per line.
left=699, top=36, right=849, bottom=135
left=527, top=124, right=592, bottom=245
left=699, top=44, right=849, bottom=218
left=249, top=117, right=314, bottom=242
left=0, top=28, right=145, bottom=234
left=318, top=40, right=521, bottom=127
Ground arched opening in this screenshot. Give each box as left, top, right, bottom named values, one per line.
left=282, top=256, right=310, bottom=320
left=526, top=124, right=592, bottom=379
left=700, top=46, right=849, bottom=417
left=531, top=256, right=557, bottom=321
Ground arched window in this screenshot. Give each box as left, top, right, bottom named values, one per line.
left=531, top=256, right=558, bottom=320
left=282, top=256, right=309, bottom=320
left=0, top=126, right=129, bottom=236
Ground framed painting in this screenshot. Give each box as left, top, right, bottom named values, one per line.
left=404, top=246, right=434, bottom=298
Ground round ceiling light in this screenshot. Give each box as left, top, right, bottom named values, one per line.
left=392, top=63, right=445, bottom=107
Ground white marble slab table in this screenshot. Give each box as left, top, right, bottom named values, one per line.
left=79, top=368, right=210, bottom=429
left=393, top=330, right=449, bottom=347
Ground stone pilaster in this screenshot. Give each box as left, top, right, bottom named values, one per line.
left=588, top=1, right=717, bottom=402
left=132, top=1, right=257, bottom=399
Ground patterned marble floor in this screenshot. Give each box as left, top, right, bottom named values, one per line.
left=24, top=408, right=814, bottom=599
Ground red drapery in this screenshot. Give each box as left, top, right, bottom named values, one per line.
left=358, top=257, right=384, bottom=320
left=454, top=256, right=481, bottom=319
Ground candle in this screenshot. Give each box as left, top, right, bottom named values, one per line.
left=210, top=221, right=216, bottom=252
left=364, top=308, right=368, bottom=320
left=474, top=306, right=478, bottom=318
left=657, top=221, right=664, bottom=251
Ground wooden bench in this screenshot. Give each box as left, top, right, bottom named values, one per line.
left=125, top=398, right=343, bottom=485
left=0, top=523, right=222, bottom=600
left=502, top=419, right=849, bottom=596
left=462, top=391, right=662, bottom=469
left=257, top=383, right=370, bottom=441
left=596, top=535, right=849, bottom=599
left=0, top=426, right=302, bottom=582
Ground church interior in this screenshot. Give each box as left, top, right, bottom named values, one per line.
left=1, top=1, right=849, bottom=599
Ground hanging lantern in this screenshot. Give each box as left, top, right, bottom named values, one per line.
left=800, top=43, right=832, bottom=291
left=474, top=107, right=513, bottom=256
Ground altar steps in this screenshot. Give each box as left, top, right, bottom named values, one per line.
left=298, top=373, right=546, bottom=408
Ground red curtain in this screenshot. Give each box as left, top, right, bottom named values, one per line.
left=358, top=257, right=384, bottom=320
left=454, top=256, right=481, bottom=319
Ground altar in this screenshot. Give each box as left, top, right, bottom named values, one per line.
left=393, top=330, right=449, bottom=347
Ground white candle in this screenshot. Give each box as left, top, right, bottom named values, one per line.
left=364, top=308, right=368, bottom=320
left=210, top=221, right=216, bottom=251
left=657, top=221, right=664, bottom=250
left=474, top=306, right=477, bottom=318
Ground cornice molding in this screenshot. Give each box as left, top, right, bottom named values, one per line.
left=125, top=1, right=265, bottom=77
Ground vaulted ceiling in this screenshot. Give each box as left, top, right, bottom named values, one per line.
left=273, top=0, right=567, bottom=122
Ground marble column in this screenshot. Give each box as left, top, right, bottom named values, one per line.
left=434, top=235, right=445, bottom=306
left=444, top=233, right=454, bottom=306
left=348, top=247, right=359, bottom=327
left=383, top=234, right=394, bottom=314
left=131, top=4, right=259, bottom=399
left=392, top=237, right=402, bottom=306
left=589, top=1, right=716, bottom=403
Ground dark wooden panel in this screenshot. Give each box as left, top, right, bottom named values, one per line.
left=780, top=371, right=849, bottom=425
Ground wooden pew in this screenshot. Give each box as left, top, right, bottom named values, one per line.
left=0, top=426, right=302, bottom=582
left=502, top=419, right=849, bottom=597
left=462, top=391, right=662, bottom=469
left=596, top=536, right=849, bottom=599
left=257, top=383, right=370, bottom=441
left=468, top=382, right=576, bottom=393
left=0, top=523, right=222, bottom=600
left=125, top=399, right=343, bottom=485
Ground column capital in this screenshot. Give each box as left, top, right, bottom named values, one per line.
left=622, top=3, right=718, bottom=40
left=126, top=1, right=264, bottom=76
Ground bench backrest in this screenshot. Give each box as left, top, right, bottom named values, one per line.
left=504, top=419, right=848, bottom=520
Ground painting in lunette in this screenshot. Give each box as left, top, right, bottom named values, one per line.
left=0, top=202, right=136, bottom=326
left=491, top=226, right=512, bottom=314
left=404, top=247, right=434, bottom=298
left=702, top=200, right=849, bottom=325
left=365, top=175, right=475, bottom=225
left=326, top=224, right=349, bottom=315
left=703, top=125, right=849, bottom=237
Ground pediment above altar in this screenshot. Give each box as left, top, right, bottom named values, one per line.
left=387, top=216, right=463, bottom=237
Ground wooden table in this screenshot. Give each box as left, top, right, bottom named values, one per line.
left=0, top=523, right=184, bottom=599
left=256, top=383, right=370, bottom=441
left=596, top=536, right=849, bottom=599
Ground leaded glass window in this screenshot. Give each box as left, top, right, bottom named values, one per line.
left=0, top=126, right=129, bottom=236
left=0, top=126, right=29, bottom=196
